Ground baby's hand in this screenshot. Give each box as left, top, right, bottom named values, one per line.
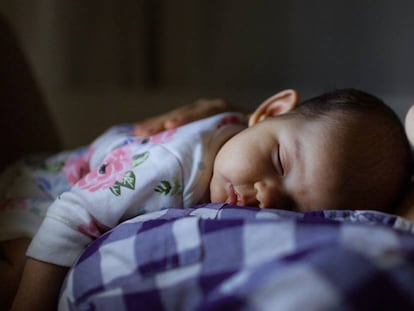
left=133, top=98, right=233, bottom=136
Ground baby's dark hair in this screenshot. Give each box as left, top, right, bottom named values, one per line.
left=291, top=89, right=411, bottom=211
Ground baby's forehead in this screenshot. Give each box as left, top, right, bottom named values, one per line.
left=287, top=111, right=349, bottom=139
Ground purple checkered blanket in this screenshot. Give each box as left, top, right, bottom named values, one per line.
left=59, top=204, right=414, bottom=310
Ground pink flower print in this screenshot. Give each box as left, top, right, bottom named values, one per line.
left=62, top=148, right=93, bottom=185
left=217, top=115, right=243, bottom=129
left=77, top=219, right=109, bottom=239
left=149, top=128, right=177, bottom=144
left=78, top=146, right=133, bottom=192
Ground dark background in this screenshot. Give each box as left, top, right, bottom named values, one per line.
left=1, top=1, right=414, bottom=148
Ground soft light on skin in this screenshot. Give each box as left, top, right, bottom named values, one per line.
left=209, top=113, right=344, bottom=212
left=405, top=105, right=414, bottom=146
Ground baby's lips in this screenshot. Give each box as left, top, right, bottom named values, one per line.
left=226, top=184, right=237, bottom=205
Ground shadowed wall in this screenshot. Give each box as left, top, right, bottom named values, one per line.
left=1, top=1, right=413, bottom=147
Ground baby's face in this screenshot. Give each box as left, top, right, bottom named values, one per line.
left=210, top=114, right=343, bottom=212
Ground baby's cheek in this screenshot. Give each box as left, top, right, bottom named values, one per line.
left=405, top=106, right=414, bottom=146
left=209, top=177, right=224, bottom=202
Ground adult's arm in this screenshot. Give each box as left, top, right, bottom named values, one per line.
left=133, top=98, right=235, bottom=136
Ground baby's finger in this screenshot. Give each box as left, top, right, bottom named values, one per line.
left=164, top=115, right=190, bottom=130
left=133, top=120, right=166, bottom=136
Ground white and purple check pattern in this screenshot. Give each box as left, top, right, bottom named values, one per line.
left=59, top=204, right=414, bottom=311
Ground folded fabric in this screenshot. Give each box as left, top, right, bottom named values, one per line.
left=59, top=204, right=414, bottom=311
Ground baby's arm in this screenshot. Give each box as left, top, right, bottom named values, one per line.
left=133, top=98, right=234, bottom=136
left=11, top=258, right=67, bottom=311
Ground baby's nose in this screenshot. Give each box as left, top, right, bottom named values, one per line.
left=254, top=181, right=292, bottom=209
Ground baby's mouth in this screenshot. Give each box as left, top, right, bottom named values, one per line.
left=226, top=184, right=261, bottom=207
left=226, top=184, right=238, bottom=205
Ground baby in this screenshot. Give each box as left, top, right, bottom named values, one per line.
left=210, top=89, right=411, bottom=213
left=4, top=88, right=411, bottom=310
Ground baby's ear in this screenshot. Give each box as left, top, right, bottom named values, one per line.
left=405, top=105, right=414, bottom=146
left=249, top=89, right=299, bottom=126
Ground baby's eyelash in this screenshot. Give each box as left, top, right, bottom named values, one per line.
left=277, top=145, right=285, bottom=176
left=273, top=145, right=284, bottom=176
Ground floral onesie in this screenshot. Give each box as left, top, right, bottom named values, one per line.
left=0, top=112, right=246, bottom=266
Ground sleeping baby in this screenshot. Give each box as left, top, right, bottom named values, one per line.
left=2, top=88, right=411, bottom=310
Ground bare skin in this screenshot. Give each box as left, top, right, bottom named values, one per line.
left=11, top=258, right=68, bottom=311
left=133, top=98, right=234, bottom=136
left=399, top=106, right=414, bottom=222
left=0, top=238, right=30, bottom=310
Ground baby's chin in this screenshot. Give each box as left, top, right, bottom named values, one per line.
left=209, top=184, right=226, bottom=204
left=209, top=191, right=224, bottom=204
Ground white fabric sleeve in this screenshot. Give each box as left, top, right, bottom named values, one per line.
left=27, top=145, right=183, bottom=267
left=26, top=208, right=93, bottom=266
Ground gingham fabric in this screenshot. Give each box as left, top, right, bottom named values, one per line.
left=59, top=204, right=414, bottom=311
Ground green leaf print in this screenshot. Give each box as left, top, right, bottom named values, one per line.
left=109, top=171, right=136, bottom=196
left=132, top=151, right=150, bottom=168
left=155, top=180, right=172, bottom=194
left=154, top=177, right=183, bottom=196
left=110, top=183, right=122, bottom=196
left=119, top=171, right=135, bottom=189
left=109, top=150, right=146, bottom=197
